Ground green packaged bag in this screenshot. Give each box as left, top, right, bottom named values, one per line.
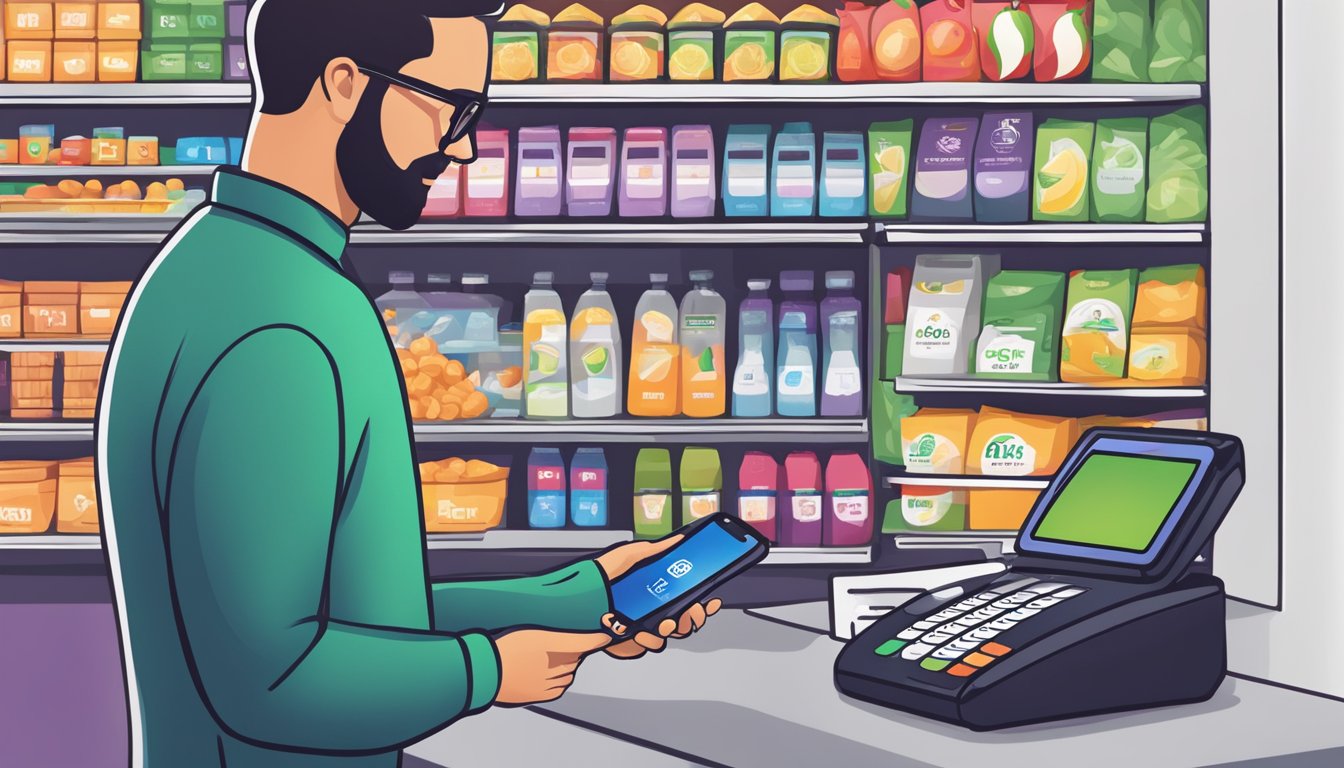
left=1147, top=107, right=1208, bottom=223
left=1092, top=117, right=1149, bottom=222
left=142, top=45, right=188, bottom=80
left=868, top=120, right=913, bottom=218
left=1150, top=0, right=1207, bottom=83
left=882, top=323, right=905, bottom=379
left=974, top=271, right=1067, bottom=381
left=873, top=382, right=918, bottom=466
left=1060, top=269, right=1138, bottom=382
left=188, top=43, right=223, bottom=81
left=887, top=490, right=968, bottom=532
left=1033, top=119, right=1094, bottom=222
left=146, top=0, right=191, bottom=40
left=189, top=0, right=226, bottom=38
left=1093, top=0, right=1151, bottom=82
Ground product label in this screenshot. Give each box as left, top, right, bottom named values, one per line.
left=776, top=163, right=815, bottom=198
left=728, top=163, right=767, bottom=197
left=683, top=314, right=718, bottom=330
left=573, top=492, right=608, bottom=524
left=908, top=306, right=964, bottom=360
left=824, top=167, right=866, bottom=199
left=469, top=159, right=506, bottom=198
left=0, top=506, right=33, bottom=523
left=831, top=489, right=870, bottom=523
left=980, top=432, right=1037, bottom=475
left=529, top=493, right=565, bottom=526
left=686, top=491, right=720, bottom=519
left=903, top=433, right=960, bottom=473
left=791, top=492, right=822, bottom=522
left=674, top=162, right=713, bottom=199
left=738, top=490, right=776, bottom=522
left=778, top=363, right=815, bottom=397
left=977, top=330, right=1036, bottom=374
left=518, top=158, right=560, bottom=197
left=902, top=492, right=952, bottom=527
left=1064, top=298, right=1126, bottom=345
left=638, top=492, right=670, bottom=521
left=572, top=468, right=607, bottom=490
left=1096, top=137, right=1145, bottom=195
left=436, top=499, right=482, bottom=522
left=531, top=466, right=566, bottom=491
left=734, top=346, right=770, bottom=397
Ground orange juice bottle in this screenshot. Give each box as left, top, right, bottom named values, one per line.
left=628, top=273, right=681, bottom=416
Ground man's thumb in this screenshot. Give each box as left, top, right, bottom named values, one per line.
left=560, top=631, right=613, bottom=653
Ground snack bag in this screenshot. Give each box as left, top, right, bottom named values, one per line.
left=723, top=3, right=780, bottom=82
left=1150, top=0, right=1207, bottom=83
left=921, top=0, right=979, bottom=82
left=1091, top=116, right=1148, bottom=223
left=491, top=4, right=549, bottom=82
left=975, top=270, right=1067, bottom=381
left=868, top=119, right=913, bottom=218
left=1147, top=106, right=1208, bottom=223
left=912, top=117, right=978, bottom=222
left=547, top=3, right=604, bottom=82
left=967, top=407, right=1079, bottom=476
left=870, top=0, right=921, bottom=81
left=895, top=487, right=968, bottom=531
left=901, top=408, right=978, bottom=474
left=873, top=383, right=919, bottom=465
left=973, top=1, right=1034, bottom=82
left=1092, top=0, right=1151, bottom=82
left=1029, top=0, right=1092, bottom=82
left=1133, top=264, right=1206, bottom=330
left=968, top=489, right=1037, bottom=530
left=610, top=4, right=667, bottom=82
left=1060, top=268, right=1137, bottom=382
left=974, top=112, right=1034, bottom=223
left=903, top=253, right=1001, bottom=377
left=1033, top=118, right=1094, bottom=222
left=1127, top=329, right=1206, bottom=386
left=836, top=2, right=877, bottom=82
left=668, top=3, right=725, bottom=81
left=780, top=4, right=839, bottom=82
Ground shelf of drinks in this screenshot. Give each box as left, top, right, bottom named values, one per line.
left=0, top=339, right=111, bottom=352
left=0, top=165, right=219, bottom=178
left=0, top=422, right=94, bottom=441
left=891, top=530, right=1018, bottom=556
left=412, top=418, right=869, bottom=444
left=876, top=222, right=1207, bottom=244
left=0, top=82, right=1204, bottom=107
left=884, top=473, right=1051, bottom=490
left=891, top=377, right=1208, bottom=399
left=348, top=221, right=869, bottom=245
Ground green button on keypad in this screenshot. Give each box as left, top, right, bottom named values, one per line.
left=920, top=658, right=951, bottom=672
left=874, top=639, right=906, bottom=656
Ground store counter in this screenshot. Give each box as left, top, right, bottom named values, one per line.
left=407, top=606, right=1344, bottom=768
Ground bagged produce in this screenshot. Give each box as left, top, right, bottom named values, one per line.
left=967, top=407, right=1079, bottom=476
left=723, top=3, right=780, bottom=82
left=1030, top=0, right=1092, bottom=82
left=836, top=2, right=877, bottom=82
left=873, top=382, right=919, bottom=465
left=1133, top=264, right=1206, bottom=330
left=1033, top=118, right=1094, bottom=222
left=912, top=117, right=978, bottom=222
left=870, top=0, right=921, bottom=81
left=868, top=120, right=913, bottom=218
left=974, top=112, right=1034, bottom=223
left=1091, top=116, right=1148, bottom=223
left=975, top=270, right=1067, bottom=381
left=921, top=0, right=979, bottom=82
left=1147, top=106, right=1208, bottom=223
left=1060, top=268, right=1137, bottom=382
left=1150, top=0, right=1207, bottom=83
left=894, top=487, right=968, bottom=531
left=973, top=1, right=1034, bottom=82
left=491, top=4, right=549, bottom=82
left=780, top=4, right=839, bottom=82
left=1092, top=0, right=1150, bottom=82
left=903, top=253, right=1000, bottom=377
left=901, top=408, right=977, bottom=474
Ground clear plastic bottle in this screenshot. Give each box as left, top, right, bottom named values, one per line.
left=732, top=279, right=775, bottom=418
left=571, top=272, right=623, bottom=418
left=821, top=270, right=864, bottom=417
left=776, top=270, right=819, bottom=417
left=374, top=271, right=429, bottom=350
left=523, top=272, right=569, bottom=419
left=679, top=270, right=727, bottom=418
left=628, top=273, right=681, bottom=417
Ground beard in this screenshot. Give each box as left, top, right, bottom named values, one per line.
left=336, top=82, right=453, bottom=231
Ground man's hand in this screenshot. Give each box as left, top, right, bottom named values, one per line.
left=492, top=628, right=611, bottom=706
left=593, top=535, right=724, bottom=660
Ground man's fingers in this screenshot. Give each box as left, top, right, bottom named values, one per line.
left=635, top=631, right=667, bottom=652
left=706, top=598, right=723, bottom=616
left=605, top=641, right=647, bottom=659
left=657, top=618, right=678, bottom=637
left=546, top=673, right=575, bottom=688
left=554, top=631, right=613, bottom=654
left=601, top=613, right=629, bottom=637
left=679, top=602, right=707, bottom=636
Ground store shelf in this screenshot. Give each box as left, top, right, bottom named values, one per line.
left=350, top=221, right=868, bottom=245
left=759, top=546, right=871, bottom=566
left=885, top=473, right=1051, bottom=490
left=893, top=377, right=1208, bottom=399
left=426, top=530, right=631, bottom=550
left=0, top=534, right=101, bottom=550
left=0, top=339, right=110, bottom=352
left=413, top=418, right=868, bottom=444
left=0, top=422, right=93, bottom=441
left=0, top=83, right=252, bottom=105
left=0, top=165, right=219, bottom=178
left=892, top=531, right=1018, bottom=556
left=487, top=82, right=1203, bottom=104
left=876, top=222, right=1207, bottom=244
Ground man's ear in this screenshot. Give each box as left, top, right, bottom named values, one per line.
left=321, top=57, right=365, bottom=125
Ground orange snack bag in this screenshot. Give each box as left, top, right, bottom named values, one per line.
left=871, top=0, right=921, bottom=81
left=836, top=1, right=877, bottom=82
left=921, top=0, right=979, bottom=81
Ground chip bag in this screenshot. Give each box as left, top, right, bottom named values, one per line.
left=894, top=487, right=968, bottom=531
left=1127, top=329, right=1206, bottom=386
left=1060, top=268, right=1137, bottom=382
left=868, top=119, right=913, bottom=218
left=967, top=407, right=1079, bottom=476
left=921, top=0, right=979, bottom=82
left=1150, top=0, right=1207, bottom=83
left=871, top=0, right=921, bottom=81
left=1133, top=264, right=1206, bottom=331
left=836, top=1, right=877, bottom=82
left=1034, top=118, right=1094, bottom=222
left=975, top=270, right=1067, bottom=381
left=668, top=3, right=726, bottom=81
left=610, top=5, right=668, bottom=82
left=973, top=1, right=1033, bottom=82
left=724, top=3, right=780, bottom=82
left=547, top=4, right=604, bottom=82
left=1092, top=0, right=1150, bottom=82
left=901, top=407, right=977, bottom=475
left=1029, top=0, right=1092, bottom=82
left=1091, top=116, right=1148, bottom=223
left=1147, top=106, right=1208, bottom=223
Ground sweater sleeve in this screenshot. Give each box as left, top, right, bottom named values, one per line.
left=164, top=327, right=498, bottom=754
left=431, top=560, right=612, bottom=633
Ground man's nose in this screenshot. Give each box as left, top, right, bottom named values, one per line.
left=443, top=135, right=476, bottom=164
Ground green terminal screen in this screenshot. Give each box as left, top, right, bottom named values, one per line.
left=1032, top=453, right=1199, bottom=553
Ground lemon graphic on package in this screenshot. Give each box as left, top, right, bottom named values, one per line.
left=582, top=346, right=609, bottom=375
left=640, top=310, right=676, bottom=344
left=1037, top=139, right=1087, bottom=214
left=492, top=41, right=536, bottom=80
left=637, top=348, right=675, bottom=383
left=725, top=42, right=770, bottom=80
left=613, top=39, right=655, bottom=79
left=781, top=39, right=827, bottom=80
left=554, top=40, right=597, bottom=76
left=873, top=144, right=907, bottom=213
left=669, top=43, right=711, bottom=80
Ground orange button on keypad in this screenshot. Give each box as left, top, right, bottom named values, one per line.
left=948, top=664, right=977, bottom=677
left=982, top=642, right=1012, bottom=657
left=964, top=652, right=995, bottom=668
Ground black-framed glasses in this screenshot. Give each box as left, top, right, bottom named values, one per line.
left=357, top=65, right=487, bottom=148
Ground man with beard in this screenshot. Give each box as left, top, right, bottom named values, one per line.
left=97, top=2, right=718, bottom=766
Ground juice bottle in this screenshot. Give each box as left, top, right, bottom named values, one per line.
left=374, top=272, right=429, bottom=350
left=570, top=447, right=608, bottom=527
left=628, top=273, right=681, bottom=417
left=737, top=451, right=780, bottom=542
left=679, top=270, right=727, bottom=418
left=732, top=279, right=775, bottom=418
left=633, top=448, right=674, bottom=539
left=821, top=270, right=863, bottom=417
left=571, top=272, right=622, bottom=419
left=528, top=447, right=567, bottom=528
left=776, top=270, right=818, bottom=418
left=680, top=447, right=722, bottom=526
left=824, top=452, right=873, bottom=546
left=523, top=272, right=569, bottom=419
left=781, top=451, right=823, bottom=547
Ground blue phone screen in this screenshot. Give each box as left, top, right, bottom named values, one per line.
left=610, top=522, right=758, bottom=622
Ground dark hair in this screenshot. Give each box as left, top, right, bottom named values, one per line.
left=250, top=0, right=503, bottom=115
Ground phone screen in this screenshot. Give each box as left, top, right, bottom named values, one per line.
left=610, top=520, right=760, bottom=622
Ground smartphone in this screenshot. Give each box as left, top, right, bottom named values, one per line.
left=607, top=513, right=770, bottom=636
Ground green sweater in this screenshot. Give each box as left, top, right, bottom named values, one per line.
left=99, top=169, right=611, bottom=768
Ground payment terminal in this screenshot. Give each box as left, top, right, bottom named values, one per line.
left=834, top=428, right=1245, bottom=730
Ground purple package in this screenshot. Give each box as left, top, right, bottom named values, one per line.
left=225, top=44, right=249, bottom=81
left=910, top=117, right=978, bottom=222
left=226, top=1, right=247, bottom=38
left=974, top=112, right=1033, bottom=223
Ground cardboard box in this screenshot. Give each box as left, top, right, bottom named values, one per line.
left=53, top=41, right=96, bottom=81
left=8, top=41, right=53, bottom=82
left=13, top=380, right=55, bottom=400
left=91, top=136, right=126, bottom=164
left=97, top=2, right=141, bottom=40
left=62, top=409, right=96, bottom=420
left=127, top=136, right=158, bottom=165
left=0, top=140, right=19, bottom=164
left=224, top=41, right=247, bottom=81
left=146, top=0, right=190, bottom=40
left=56, top=458, right=98, bottom=534
left=79, top=282, right=130, bottom=336
left=62, top=397, right=99, bottom=407
left=63, top=365, right=104, bottom=382
left=63, top=379, right=100, bottom=400
left=0, top=361, right=10, bottom=415
left=189, top=0, right=224, bottom=38
left=12, top=352, right=57, bottom=368
left=23, top=281, right=79, bottom=336
left=968, top=489, right=1041, bottom=532
left=64, top=350, right=107, bottom=367
left=12, top=366, right=55, bottom=382
left=54, top=3, right=96, bottom=38
left=13, top=409, right=57, bottom=419
left=141, top=43, right=186, bottom=80
left=6, top=3, right=55, bottom=40
left=0, top=461, right=59, bottom=534
left=97, top=41, right=138, bottom=82
left=187, top=41, right=220, bottom=80
left=0, top=281, right=22, bottom=339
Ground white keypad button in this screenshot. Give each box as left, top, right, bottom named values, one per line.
left=933, top=646, right=967, bottom=661
left=901, top=643, right=934, bottom=660
left=897, top=628, right=924, bottom=641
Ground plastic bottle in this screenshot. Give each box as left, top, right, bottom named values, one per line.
left=628, top=273, right=681, bottom=417
left=633, top=448, right=674, bottom=539
left=523, top=272, right=569, bottom=419
left=414, top=273, right=455, bottom=346
left=571, top=272, right=623, bottom=418
left=821, top=270, right=864, bottom=417
left=776, top=270, right=819, bottom=417
left=824, top=452, right=873, bottom=546
left=374, top=271, right=429, bottom=349
left=680, top=447, right=723, bottom=526
left=679, top=270, right=727, bottom=418
left=732, top=278, right=775, bottom=418
left=780, top=451, right=823, bottom=547
left=570, top=448, right=609, bottom=527
left=528, top=447, right=567, bottom=528
left=737, top=451, right=781, bottom=542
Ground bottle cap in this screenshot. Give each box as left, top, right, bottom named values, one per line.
left=747, top=279, right=772, bottom=291
left=779, top=270, right=814, bottom=292
left=590, top=272, right=610, bottom=285
left=650, top=273, right=669, bottom=284
left=389, top=271, right=415, bottom=285
left=689, top=270, right=714, bottom=283
left=533, top=271, right=555, bottom=287
left=462, top=273, right=489, bottom=286
left=427, top=273, right=453, bottom=285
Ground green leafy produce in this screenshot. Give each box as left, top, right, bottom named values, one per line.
left=1150, top=0, right=1207, bottom=83
left=1093, top=0, right=1151, bottom=82
left=1147, top=107, right=1208, bottom=223
left=1092, top=117, right=1149, bottom=222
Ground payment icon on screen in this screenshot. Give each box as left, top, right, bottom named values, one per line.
left=647, top=578, right=671, bottom=600
left=668, top=559, right=693, bottom=578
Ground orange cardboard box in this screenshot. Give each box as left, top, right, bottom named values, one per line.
left=64, top=365, right=105, bottom=382
left=53, top=41, right=96, bottom=82
left=968, top=489, right=1040, bottom=532
left=12, top=365, right=56, bottom=381
left=64, top=350, right=107, bottom=367
left=0, top=461, right=59, bottom=533
left=13, top=352, right=57, bottom=367
left=13, top=408, right=57, bottom=419
left=0, top=281, right=22, bottom=339
left=13, top=380, right=55, bottom=400
left=8, top=41, right=53, bottom=82
left=63, top=398, right=99, bottom=407
left=96, top=40, right=137, bottom=82
left=55, top=3, right=96, bottom=38
left=1, top=42, right=7, bottom=80
left=79, top=281, right=130, bottom=336
left=23, top=281, right=80, bottom=336
left=56, top=458, right=98, bottom=534
left=6, top=3, right=55, bottom=40
left=97, top=3, right=141, bottom=40
left=63, top=380, right=100, bottom=400
left=62, top=409, right=96, bottom=420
